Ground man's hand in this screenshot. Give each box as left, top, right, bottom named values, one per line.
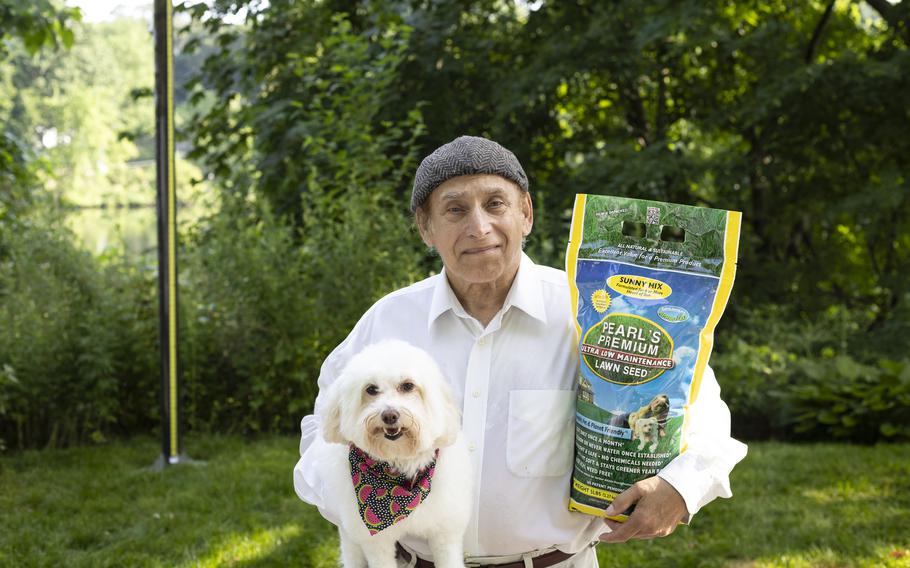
left=599, top=476, right=688, bottom=543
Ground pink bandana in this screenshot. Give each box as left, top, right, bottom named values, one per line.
left=349, top=445, right=437, bottom=535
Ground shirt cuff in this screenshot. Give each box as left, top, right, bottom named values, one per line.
left=657, top=438, right=748, bottom=519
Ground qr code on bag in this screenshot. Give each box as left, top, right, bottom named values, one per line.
left=647, top=206, right=660, bottom=225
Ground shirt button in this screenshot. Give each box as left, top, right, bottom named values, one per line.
left=472, top=389, right=480, bottom=398
left=468, top=443, right=477, bottom=451
left=477, top=337, right=486, bottom=346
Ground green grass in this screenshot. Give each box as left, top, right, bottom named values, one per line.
left=1, top=437, right=908, bottom=567
left=600, top=443, right=910, bottom=567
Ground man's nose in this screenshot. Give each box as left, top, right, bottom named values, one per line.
left=466, top=208, right=492, bottom=237
left=381, top=409, right=400, bottom=425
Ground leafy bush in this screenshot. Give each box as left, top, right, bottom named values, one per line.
left=0, top=191, right=422, bottom=449
left=179, top=201, right=310, bottom=435
left=711, top=337, right=796, bottom=441
left=790, top=356, right=910, bottom=443
left=713, top=304, right=910, bottom=443
left=0, top=221, right=158, bottom=449
left=179, top=193, right=422, bottom=434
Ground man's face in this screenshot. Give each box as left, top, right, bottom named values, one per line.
left=416, top=174, right=533, bottom=291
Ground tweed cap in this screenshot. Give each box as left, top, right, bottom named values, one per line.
left=411, top=135, right=529, bottom=212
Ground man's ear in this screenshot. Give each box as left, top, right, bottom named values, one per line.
left=521, top=191, right=534, bottom=237
left=415, top=206, right=434, bottom=248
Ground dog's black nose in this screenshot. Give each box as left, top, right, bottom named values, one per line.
left=381, top=409, right=399, bottom=425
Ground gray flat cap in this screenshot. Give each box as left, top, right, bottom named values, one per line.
left=411, top=135, right=529, bottom=212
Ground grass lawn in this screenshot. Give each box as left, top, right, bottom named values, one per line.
left=1, top=436, right=908, bottom=567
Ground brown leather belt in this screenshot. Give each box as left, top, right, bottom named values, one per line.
left=395, top=543, right=574, bottom=568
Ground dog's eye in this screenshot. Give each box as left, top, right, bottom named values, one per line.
left=365, top=385, right=379, bottom=396
left=399, top=381, right=415, bottom=393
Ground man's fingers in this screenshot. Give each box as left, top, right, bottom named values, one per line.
left=600, top=484, right=645, bottom=544
left=599, top=516, right=642, bottom=543
left=603, top=519, right=623, bottom=531
left=604, top=483, right=641, bottom=518
left=599, top=477, right=687, bottom=543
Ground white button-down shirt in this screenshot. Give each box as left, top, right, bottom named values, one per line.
left=294, top=253, right=747, bottom=558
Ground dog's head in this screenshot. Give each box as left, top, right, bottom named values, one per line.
left=319, top=340, right=461, bottom=462
left=649, top=394, right=670, bottom=415
left=637, top=416, right=658, bottom=436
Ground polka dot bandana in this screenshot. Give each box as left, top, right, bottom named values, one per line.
left=348, top=445, right=437, bottom=535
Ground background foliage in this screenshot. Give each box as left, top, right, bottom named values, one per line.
left=1, top=0, right=909, bottom=449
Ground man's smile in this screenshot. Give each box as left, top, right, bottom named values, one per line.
left=462, top=244, right=501, bottom=255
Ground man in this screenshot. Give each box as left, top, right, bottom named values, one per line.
left=294, top=135, right=747, bottom=567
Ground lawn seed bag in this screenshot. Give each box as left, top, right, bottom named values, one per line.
left=566, top=194, right=741, bottom=520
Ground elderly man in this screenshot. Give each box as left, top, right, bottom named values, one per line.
left=294, top=136, right=747, bottom=567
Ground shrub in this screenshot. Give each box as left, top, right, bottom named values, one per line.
left=790, top=356, right=910, bottom=443
left=713, top=304, right=910, bottom=443
left=179, top=191, right=422, bottom=434
left=0, top=221, right=157, bottom=449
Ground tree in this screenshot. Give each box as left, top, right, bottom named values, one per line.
left=180, top=0, right=910, bottom=440
left=0, top=0, right=80, bottom=229
left=183, top=0, right=909, bottom=349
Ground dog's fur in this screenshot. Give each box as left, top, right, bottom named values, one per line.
left=627, top=394, right=670, bottom=440
left=631, top=416, right=660, bottom=452
left=314, top=340, right=471, bottom=568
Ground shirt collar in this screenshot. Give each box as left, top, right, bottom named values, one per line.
left=426, top=252, right=548, bottom=331
left=503, top=252, right=548, bottom=324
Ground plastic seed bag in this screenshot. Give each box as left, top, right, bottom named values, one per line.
left=566, top=194, right=741, bottom=520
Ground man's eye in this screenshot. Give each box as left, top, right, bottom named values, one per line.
left=399, top=382, right=415, bottom=393
left=489, top=200, right=505, bottom=208
left=446, top=207, right=464, bottom=214
left=366, top=385, right=379, bottom=396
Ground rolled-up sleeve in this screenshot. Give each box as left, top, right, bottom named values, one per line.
left=657, top=364, right=748, bottom=519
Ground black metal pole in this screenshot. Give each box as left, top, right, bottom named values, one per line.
left=154, top=0, right=180, bottom=466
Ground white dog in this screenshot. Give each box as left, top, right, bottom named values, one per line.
left=314, top=340, right=472, bottom=568
left=632, top=416, right=660, bottom=452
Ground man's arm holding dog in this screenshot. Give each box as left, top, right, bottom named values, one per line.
left=600, top=365, right=748, bottom=542
left=293, top=414, right=341, bottom=525
left=293, top=318, right=373, bottom=525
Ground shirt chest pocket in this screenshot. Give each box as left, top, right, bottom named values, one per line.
left=506, top=390, right=575, bottom=478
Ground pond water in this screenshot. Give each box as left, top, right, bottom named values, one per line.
left=66, top=205, right=157, bottom=258
left=64, top=175, right=212, bottom=260
left=65, top=204, right=195, bottom=260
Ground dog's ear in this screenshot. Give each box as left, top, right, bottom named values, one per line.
left=318, top=383, right=346, bottom=445
left=436, top=405, right=460, bottom=448
left=432, top=383, right=462, bottom=448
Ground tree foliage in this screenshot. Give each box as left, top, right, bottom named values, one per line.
left=0, top=0, right=79, bottom=56
left=2, top=18, right=157, bottom=206
left=182, top=0, right=910, bottom=441
left=175, top=9, right=426, bottom=432
left=185, top=1, right=909, bottom=334
left=0, top=0, right=80, bottom=229
left=3, top=1, right=910, bottom=447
